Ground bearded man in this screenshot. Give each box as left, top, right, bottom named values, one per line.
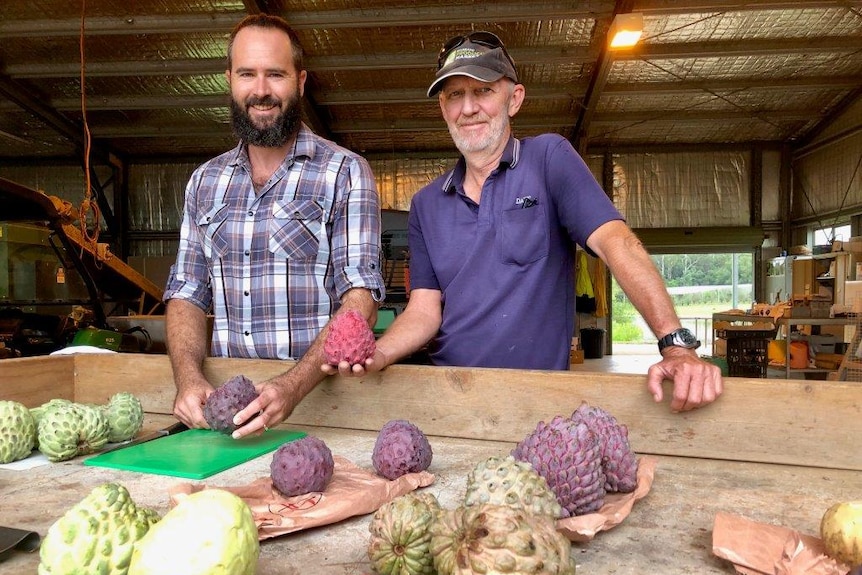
left=164, top=14, right=384, bottom=437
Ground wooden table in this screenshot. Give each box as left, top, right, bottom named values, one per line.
left=2, top=354, right=860, bottom=574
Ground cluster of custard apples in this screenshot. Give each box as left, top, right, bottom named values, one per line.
left=0, top=392, right=144, bottom=464
left=366, top=402, right=640, bottom=575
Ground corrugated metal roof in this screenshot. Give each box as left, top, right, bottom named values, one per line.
left=0, top=0, right=860, bottom=160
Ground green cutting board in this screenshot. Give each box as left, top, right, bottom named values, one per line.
left=84, top=428, right=306, bottom=480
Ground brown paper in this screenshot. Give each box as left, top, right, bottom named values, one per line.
left=712, top=512, right=850, bottom=575
left=169, top=456, right=434, bottom=540
left=555, top=455, right=657, bottom=542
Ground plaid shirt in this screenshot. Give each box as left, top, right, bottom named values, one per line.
left=164, top=125, right=385, bottom=359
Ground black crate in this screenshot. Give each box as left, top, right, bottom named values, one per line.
left=716, top=328, right=776, bottom=340
left=726, top=336, right=770, bottom=378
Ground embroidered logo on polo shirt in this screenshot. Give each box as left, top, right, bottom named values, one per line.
left=515, top=196, right=538, bottom=208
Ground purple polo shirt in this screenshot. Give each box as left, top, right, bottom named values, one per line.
left=408, top=133, right=623, bottom=370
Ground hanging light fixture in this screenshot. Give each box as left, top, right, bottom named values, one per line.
left=608, top=12, right=644, bottom=49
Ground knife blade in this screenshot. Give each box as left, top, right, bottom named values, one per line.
left=99, top=421, right=188, bottom=454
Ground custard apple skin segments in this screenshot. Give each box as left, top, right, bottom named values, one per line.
left=270, top=434, right=335, bottom=497
left=203, top=375, right=260, bottom=434
left=464, top=455, right=562, bottom=519
left=372, top=419, right=433, bottom=480
left=74, top=403, right=111, bottom=454
left=324, top=309, right=376, bottom=365
left=571, top=402, right=638, bottom=493
left=511, top=415, right=605, bottom=517
left=104, top=392, right=145, bottom=443
left=368, top=491, right=441, bottom=575
left=0, top=400, right=37, bottom=463
left=38, top=482, right=159, bottom=575
left=37, top=404, right=86, bottom=462
left=430, top=503, right=575, bottom=575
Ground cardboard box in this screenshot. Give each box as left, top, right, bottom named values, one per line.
left=569, top=349, right=584, bottom=365
left=789, top=295, right=831, bottom=318
left=814, top=353, right=844, bottom=370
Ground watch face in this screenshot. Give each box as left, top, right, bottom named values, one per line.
left=677, top=329, right=698, bottom=346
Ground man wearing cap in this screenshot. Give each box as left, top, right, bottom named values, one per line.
left=322, top=32, right=722, bottom=413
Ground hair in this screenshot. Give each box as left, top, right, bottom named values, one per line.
left=226, top=14, right=304, bottom=71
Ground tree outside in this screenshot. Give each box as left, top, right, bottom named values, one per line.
left=611, top=253, right=754, bottom=346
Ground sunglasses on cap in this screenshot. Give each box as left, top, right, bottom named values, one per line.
left=436, top=31, right=516, bottom=71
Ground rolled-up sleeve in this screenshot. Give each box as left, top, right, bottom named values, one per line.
left=162, top=169, right=213, bottom=312
left=330, top=155, right=386, bottom=302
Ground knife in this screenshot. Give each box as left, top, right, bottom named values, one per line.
left=99, top=421, right=188, bottom=454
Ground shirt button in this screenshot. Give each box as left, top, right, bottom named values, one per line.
left=244, top=331, right=250, bottom=336
left=248, top=210, right=254, bottom=217
left=244, top=290, right=250, bottom=296
left=244, top=250, right=250, bottom=256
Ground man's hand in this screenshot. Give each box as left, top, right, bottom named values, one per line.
left=173, top=377, right=214, bottom=428
left=646, top=347, right=723, bottom=412
left=230, top=378, right=298, bottom=439
left=320, top=349, right=389, bottom=377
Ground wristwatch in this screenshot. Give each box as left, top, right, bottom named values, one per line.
left=657, top=328, right=701, bottom=353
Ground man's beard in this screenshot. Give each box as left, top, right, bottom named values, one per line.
left=448, top=110, right=508, bottom=155
left=230, top=93, right=302, bottom=147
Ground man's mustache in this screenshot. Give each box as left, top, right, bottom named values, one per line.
left=246, top=96, right=280, bottom=108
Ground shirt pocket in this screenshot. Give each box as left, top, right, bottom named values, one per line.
left=500, top=204, right=549, bottom=265
left=268, top=199, right=324, bottom=261
left=195, top=201, right=230, bottom=259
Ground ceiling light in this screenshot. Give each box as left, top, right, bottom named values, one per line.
left=608, top=12, right=643, bottom=49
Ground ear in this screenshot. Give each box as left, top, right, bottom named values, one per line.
left=508, top=83, right=525, bottom=117
left=298, top=69, right=308, bottom=97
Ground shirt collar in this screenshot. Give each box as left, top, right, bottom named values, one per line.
left=440, top=134, right=521, bottom=195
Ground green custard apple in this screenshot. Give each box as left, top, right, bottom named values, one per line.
left=104, top=392, right=144, bottom=443
left=128, top=488, right=259, bottom=575
left=38, top=482, right=159, bottom=575
left=368, top=491, right=440, bottom=575
left=0, top=400, right=36, bottom=463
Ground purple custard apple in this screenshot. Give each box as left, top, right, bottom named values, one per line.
left=324, top=310, right=376, bottom=365
left=571, top=402, right=639, bottom=493
left=372, top=419, right=433, bottom=480
left=270, top=435, right=335, bottom=497
left=203, top=375, right=259, bottom=434
left=512, top=415, right=605, bottom=517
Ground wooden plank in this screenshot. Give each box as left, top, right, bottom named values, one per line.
left=0, top=355, right=75, bottom=407
left=2, top=423, right=861, bottom=575
left=46, top=354, right=862, bottom=471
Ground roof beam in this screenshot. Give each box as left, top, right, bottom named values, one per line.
left=0, top=1, right=852, bottom=39
left=0, top=73, right=112, bottom=164
left=0, top=2, right=609, bottom=38
left=574, top=0, right=634, bottom=154
left=8, top=33, right=858, bottom=80
left=619, top=36, right=862, bottom=60
left=0, top=75, right=851, bottom=113
left=1, top=46, right=598, bottom=78
left=633, top=0, right=859, bottom=15
left=78, top=108, right=819, bottom=138
left=602, top=75, right=862, bottom=95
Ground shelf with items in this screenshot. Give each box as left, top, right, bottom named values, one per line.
left=773, top=316, right=857, bottom=379
left=765, top=252, right=849, bottom=308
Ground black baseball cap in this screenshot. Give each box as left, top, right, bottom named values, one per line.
left=427, top=32, right=518, bottom=97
